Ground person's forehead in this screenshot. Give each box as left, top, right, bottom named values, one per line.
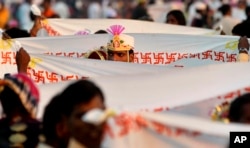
left=107, top=50, right=127, bottom=53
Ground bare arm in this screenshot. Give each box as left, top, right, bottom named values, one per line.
left=2, top=32, right=30, bottom=73
left=30, top=16, right=45, bottom=37
left=238, top=36, right=249, bottom=54
left=16, top=48, right=30, bottom=73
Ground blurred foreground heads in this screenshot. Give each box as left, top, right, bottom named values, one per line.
left=229, top=93, right=250, bottom=124
left=41, top=80, right=106, bottom=148
left=0, top=73, right=41, bottom=147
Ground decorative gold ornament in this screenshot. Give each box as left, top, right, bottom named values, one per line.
left=10, top=123, right=27, bottom=132
left=211, top=101, right=230, bottom=123
left=9, top=133, right=27, bottom=144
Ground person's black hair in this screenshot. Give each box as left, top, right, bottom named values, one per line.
left=167, top=10, right=186, bottom=26
left=4, top=28, right=30, bottom=38
left=218, top=4, right=231, bottom=16
left=0, top=86, right=29, bottom=117
left=107, top=49, right=134, bottom=56
left=232, top=23, right=242, bottom=36
left=60, top=80, right=104, bottom=116
left=43, top=0, right=52, bottom=3
left=129, top=49, right=134, bottom=55
left=138, top=15, right=154, bottom=22
left=4, top=73, right=10, bottom=78
left=94, top=30, right=108, bottom=34
left=148, top=0, right=155, bottom=5
left=25, top=0, right=32, bottom=4
left=30, top=11, right=36, bottom=21
left=42, top=94, right=67, bottom=147
left=228, top=93, right=250, bottom=122
left=246, top=6, right=250, bottom=18
left=42, top=80, right=104, bottom=144
left=232, top=23, right=249, bottom=37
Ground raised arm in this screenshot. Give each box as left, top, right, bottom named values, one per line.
left=237, top=36, right=249, bottom=62
left=16, top=48, right=30, bottom=74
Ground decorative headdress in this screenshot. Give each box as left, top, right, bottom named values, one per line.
left=106, top=25, right=134, bottom=51
left=0, top=73, right=40, bottom=118
left=210, top=101, right=230, bottom=123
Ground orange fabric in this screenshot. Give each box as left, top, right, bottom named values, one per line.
left=43, top=8, right=56, bottom=18
left=0, top=7, right=10, bottom=29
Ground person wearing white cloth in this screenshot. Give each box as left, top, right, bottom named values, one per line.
left=53, top=0, right=70, bottom=18
left=29, top=4, right=49, bottom=37
left=232, top=0, right=247, bottom=21
left=213, top=4, right=241, bottom=35
left=87, top=0, right=102, bottom=19
left=102, top=2, right=117, bottom=18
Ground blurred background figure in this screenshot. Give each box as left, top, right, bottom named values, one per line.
left=0, top=0, right=10, bottom=29
left=147, top=0, right=166, bottom=22
left=121, top=0, right=134, bottom=19
left=232, top=0, right=247, bottom=21
left=232, top=6, right=250, bottom=37
left=4, top=0, right=250, bottom=34
left=148, top=0, right=156, bottom=5
left=213, top=4, right=240, bottom=35
left=207, top=0, right=222, bottom=14
left=148, top=0, right=185, bottom=23
left=42, top=0, right=59, bottom=18
left=53, top=0, right=70, bottom=18
left=63, top=0, right=80, bottom=18
left=190, top=1, right=213, bottom=28
left=102, top=0, right=118, bottom=18
left=87, top=0, right=102, bottom=18
left=207, top=0, right=222, bottom=21
left=138, top=15, right=154, bottom=21
left=166, top=10, right=186, bottom=25
left=16, top=0, right=33, bottom=31
left=131, top=0, right=150, bottom=20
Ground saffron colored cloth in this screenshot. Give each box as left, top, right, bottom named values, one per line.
left=43, top=8, right=56, bottom=18
left=0, top=7, right=9, bottom=29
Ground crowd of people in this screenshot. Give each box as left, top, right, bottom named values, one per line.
left=0, top=25, right=249, bottom=148
left=1, top=0, right=250, bottom=148
left=0, top=33, right=108, bottom=147
left=0, top=0, right=250, bottom=36
left=0, top=21, right=135, bottom=147
left=0, top=73, right=106, bottom=147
